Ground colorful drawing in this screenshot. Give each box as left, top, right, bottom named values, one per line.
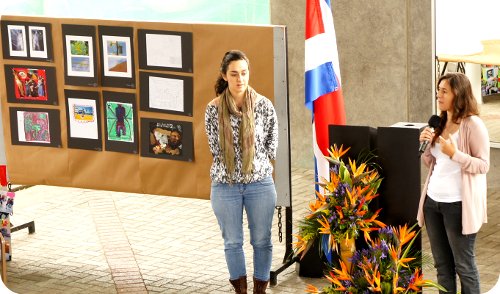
left=106, top=101, right=134, bottom=142
left=12, top=67, right=48, bottom=101
left=21, top=111, right=50, bottom=143
left=149, top=122, right=183, bottom=156
left=73, top=105, right=95, bottom=122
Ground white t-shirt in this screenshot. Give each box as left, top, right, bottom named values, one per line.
left=427, top=131, right=462, bottom=203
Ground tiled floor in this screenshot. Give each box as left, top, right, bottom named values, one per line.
left=481, top=95, right=500, bottom=144
left=1, top=167, right=499, bottom=293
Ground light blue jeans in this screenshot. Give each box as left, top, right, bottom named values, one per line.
left=210, top=176, right=277, bottom=281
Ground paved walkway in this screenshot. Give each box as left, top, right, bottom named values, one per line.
left=2, top=168, right=499, bottom=293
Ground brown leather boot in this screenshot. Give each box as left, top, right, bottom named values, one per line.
left=229, top=276, right=247, bottom=293
left=252, top=277, right=269, bottom=294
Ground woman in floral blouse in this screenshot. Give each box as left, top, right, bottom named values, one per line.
left=204, top=50, right=278, bottom=294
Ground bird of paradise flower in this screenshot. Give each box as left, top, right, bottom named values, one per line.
left=293, top=144, right=385, bottom=264
left=305, top=224, right=446, bottom=294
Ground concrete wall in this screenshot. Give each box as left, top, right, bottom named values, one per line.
left=269, top=0, right=500, bottom=185
left=271, top=0, right=433, bottom=169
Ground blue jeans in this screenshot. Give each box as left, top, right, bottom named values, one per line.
left=423, top=196, right=480, bottom=294
left=210, top=176, right=277, bottom=281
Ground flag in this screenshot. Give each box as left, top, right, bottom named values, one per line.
left=305, top=0, right=346, bottom=185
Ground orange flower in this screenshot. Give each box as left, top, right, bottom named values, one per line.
left=324, top=261, right=351, bottom=291
left=330, top=260, right=353, bottom=281
left=394, top=224, right=416, bottom=247
left=407, top=268, right=424, bottom=291
left=326, top=171, right=340, bottom=192
left=291, top=234, right=309, bottom=257
left=317, top=215, right=331, bottom=235
left=365, top=208, right=386, bottom=228
left=398, top=256, right=416, bottom=269
left=305, top=284, right=321, bottom=293
left=361, top=170, right=379, bottom=185
left=349, top=158, right=367, bottom=179
left=327, top=144, right=350, bottom=161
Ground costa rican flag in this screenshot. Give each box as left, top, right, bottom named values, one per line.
left=305, top=0, right=346, bottom=184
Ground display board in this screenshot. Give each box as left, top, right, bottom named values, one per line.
left=0, top=15, right=290, bottom=202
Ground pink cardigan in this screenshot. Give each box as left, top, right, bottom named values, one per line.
left=417, top=115, right=490, bottom=234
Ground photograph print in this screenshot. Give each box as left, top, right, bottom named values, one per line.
left=102, top=35, right=132, bottom=78
left=28, top=25, right=48, bottom=59
left=4, top=64, right=58, bottom=105
left=1, top=21, right=53, bottom=61
left=140, top=118, right=193, bottom=162
left=62, top=24, right=98, bottom=86
left=98, top=26, right=135, bottom=88
left=65, top=35, right=94, bottom=77
left=9, top=107, right=61, bottom=147
left=7, top=25, right=27, bottom=57
left=103, top=91, right=138, bottom=154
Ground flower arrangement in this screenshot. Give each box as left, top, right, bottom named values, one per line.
left=293, top=145, right=385, bottom=265
left=294, top=144, right=445, bottom=293
left=305, top=224, right=446, bottom=294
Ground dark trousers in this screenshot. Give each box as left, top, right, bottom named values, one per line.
left=423, top=196, right=480, bottom=294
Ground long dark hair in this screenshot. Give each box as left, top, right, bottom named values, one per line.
left=433, top=72, right=479, bottom=144
left=214, top=50, right=250, bottom=96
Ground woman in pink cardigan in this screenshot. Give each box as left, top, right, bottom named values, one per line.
left=417, top=72, right=490, bottom=294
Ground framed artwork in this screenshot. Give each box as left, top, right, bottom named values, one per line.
left=1, top=21, right=53, bottom=61
left=64, top=90, right=102, bottom=151
left=139, top=71, right=193, bottom=116
left=62, top=24, right=98, bottom=86
left=137, top=29, right=193, bottom=73
left=98, top=26, right=135, bottom=88
left=4, top=64, right=58, bottom=105
left=140, top=118, right=194, bottom=162
left=103, top=91, right=138, bottom=154
left=9, top=107, right=61, bottom=147
left=481, top=65, right=500, bottom=96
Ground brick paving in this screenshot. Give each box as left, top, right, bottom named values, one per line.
left=1, top=168, right=499, bottom=293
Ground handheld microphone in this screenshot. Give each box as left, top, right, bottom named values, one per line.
left=419, top=115, right=441, bottom=154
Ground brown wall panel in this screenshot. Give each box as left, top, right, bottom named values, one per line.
left=0, top=15, right=280, bottom=199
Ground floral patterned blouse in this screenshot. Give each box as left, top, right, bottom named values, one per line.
left=204, top=95, right=278, bottom=184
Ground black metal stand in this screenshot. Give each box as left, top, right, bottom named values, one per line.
left=270, top=206, right=297, bottom=286
left=8, top=183, right=35, bottom=235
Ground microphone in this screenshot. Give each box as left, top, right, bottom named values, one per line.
left=419, top=115, right=441, bottom=154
